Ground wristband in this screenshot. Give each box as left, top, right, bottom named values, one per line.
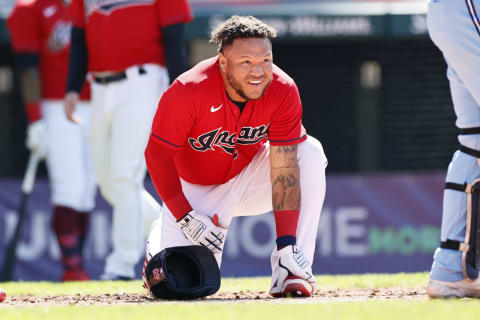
left=274, top=210, right=300, bottom=249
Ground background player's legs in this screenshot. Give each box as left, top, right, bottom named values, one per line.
left=102, top=66, right=168, bottom=279
left=90, top=82, right=114, bottom=206
left=42, top=101, right=96, bottom=281
left=428, top=0, right=480, bottom=282
left=43, top=101, right=96, bottom=211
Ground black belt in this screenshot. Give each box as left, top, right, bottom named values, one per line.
left=93, top=66, right=146, bottom=84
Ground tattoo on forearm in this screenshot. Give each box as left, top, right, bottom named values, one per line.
left=271, top=145, right=298, bottom=169
left=272, top=174, right=301, bottom=210
left=270, top=145, right=301, bottom=211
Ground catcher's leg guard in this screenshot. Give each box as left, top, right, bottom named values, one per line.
left=443, top=178, right=480, bottom=280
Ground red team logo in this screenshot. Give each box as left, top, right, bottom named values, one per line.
left=152, top=267, right=163, bottom=280
left=47, top=21, right=72, bottom=52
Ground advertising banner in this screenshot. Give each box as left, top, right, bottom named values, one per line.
left=0, top=173, right=443, bottom=281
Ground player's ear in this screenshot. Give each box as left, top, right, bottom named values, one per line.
left=218, top=52, right=227, bottom=72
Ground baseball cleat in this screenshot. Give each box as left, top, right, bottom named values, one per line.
left=270, top=276, right=313, bottom=298
left=427, top=279, right=480, bottom=298
left=269, top=285, right=282, bottom=298
left=282, top=276, right=312, bottom=297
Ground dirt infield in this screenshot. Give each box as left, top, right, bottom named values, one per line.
left=0, top=288, right=427, bottom=306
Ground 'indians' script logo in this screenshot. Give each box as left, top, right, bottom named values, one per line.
left=47, top=21, right=72, bottom=53
left=84, top=0, right=154, bottom=17
left=188, top=124, right=269, bottom=158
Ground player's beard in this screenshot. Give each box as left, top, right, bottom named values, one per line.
left=227, top=72, right=271, bottom=101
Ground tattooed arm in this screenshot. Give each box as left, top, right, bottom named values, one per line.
left=269, top=144, right=317, bottom=295
left=270, top=145, right=301, bottom=211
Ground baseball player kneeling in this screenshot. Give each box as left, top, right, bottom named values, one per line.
left=142, top=15, right=327, bottom=299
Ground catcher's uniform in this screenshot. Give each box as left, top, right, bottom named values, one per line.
left=69, top=0, right=193, bottom=278
left=428, top=0, right=480, bottom=283
left=143, top=57, right=327, bottom=279
left=7, top=0, right=95, bottom=212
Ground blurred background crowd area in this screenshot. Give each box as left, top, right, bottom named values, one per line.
left=0, top=0, right=455, bottom=177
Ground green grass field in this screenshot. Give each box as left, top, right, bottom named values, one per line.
left=1, top=273, right=480, bottom=320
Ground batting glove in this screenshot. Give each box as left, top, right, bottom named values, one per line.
left=177, top=211, right=226, bottom=254
left=26, top=120, right=48, bottom=159
left=271, top=245, right=317, bottom=296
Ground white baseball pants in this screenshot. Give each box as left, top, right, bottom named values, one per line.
left=42, top=100, right=96, bottom=212
left=90, top=64, right=169, bottom=278
left=145, top=135, right=327, bottom=273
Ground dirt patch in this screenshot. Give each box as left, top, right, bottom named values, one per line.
left=0, top=288, right=428, bottom=307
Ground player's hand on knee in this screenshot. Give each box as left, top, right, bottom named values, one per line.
left=177, top=211, right=226, bottom=254
left=26, top=120, right=47, bottom=159
left=276, top=245, right=317, bottom=294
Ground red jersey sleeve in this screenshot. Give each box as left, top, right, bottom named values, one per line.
left=269, top=81, right=307, bottom=146
left=156, top=0, right=193, bottom=28
left=69, top=0, right=85, bottom=28
left=7, top=1, right=41, bottom=53
left=151, top=80, right=196, bottom=150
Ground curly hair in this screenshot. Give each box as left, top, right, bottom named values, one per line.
left=210, top=15, right=277, bottom=52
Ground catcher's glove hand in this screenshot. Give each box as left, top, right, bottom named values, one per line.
left=177, top=211, right=226, bottom=254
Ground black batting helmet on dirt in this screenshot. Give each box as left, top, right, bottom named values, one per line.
left=144, top=245, right=221, bottom=300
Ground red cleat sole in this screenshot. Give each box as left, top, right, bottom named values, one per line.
left=282, top=277, right=312, bottom=297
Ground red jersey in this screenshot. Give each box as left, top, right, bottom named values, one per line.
left=151, top=57, right=307, bottom=186
left=69, top=0, right=193, bottom=72
left=7, top=0, right=90, bottom=100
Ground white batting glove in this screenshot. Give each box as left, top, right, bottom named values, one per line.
left=26, top=120, right=47, bottom=159
left=177, top=211, right=226, bottom=254
left=271, top=245, right=317, bottom=295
